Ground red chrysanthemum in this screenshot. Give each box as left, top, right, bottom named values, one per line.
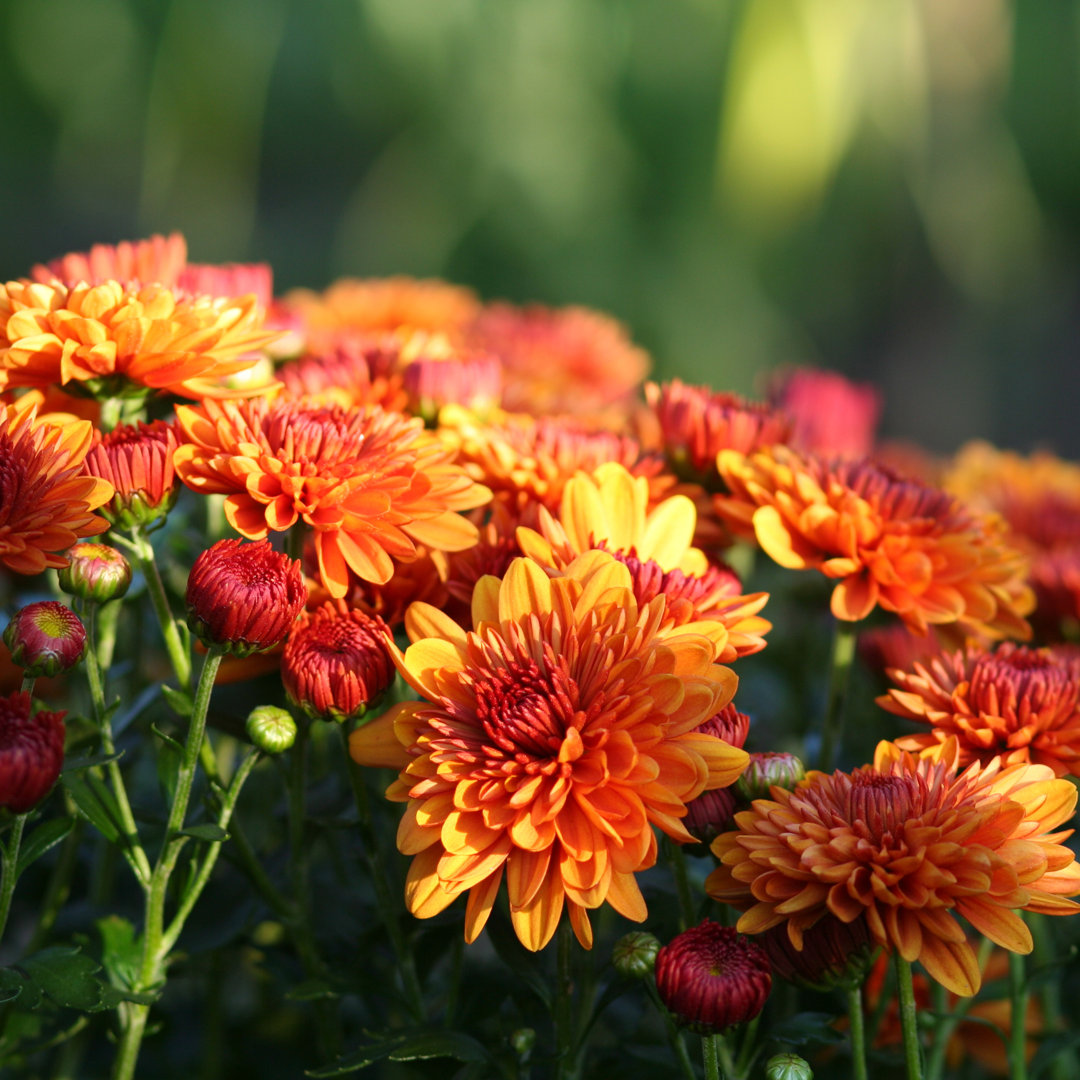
left=0, top=692, right=66, bottom=813
left=3, top=602, right=86, bottom=678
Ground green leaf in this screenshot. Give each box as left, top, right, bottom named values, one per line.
left=770, top=1011, right=846, bottom=1049
left=152, top=723, right=183, bottom=803
left=60, top=752, right=122, bottom=775
left=16, top=818, right=75, bottom=876
left=97, top=916, right=141, bottom=991
left=160, top=685, right=193, bottom=719
left=305, top=1035, right=410, bottom=1076
left=486, top=913, right=551, bottom=1008
left=1030, top=1029, right=1080, bottom=1079
left=177, top=824, right=228, bottom=843
left=387, top=1031, right=489, bottom=1064
left=62, top=773, right=121, bottom=845
left=0, top=947, right=156, bottom=1014
left=285, top=979, right=339, bottom=1002
left=112, top=682, right=162, bottom=737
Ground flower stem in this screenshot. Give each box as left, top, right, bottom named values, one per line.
left=555, top=920, right=578, bottom=1080
left=817, top=619, right=858, bottom=771
left=702, top=1033, right=722, bottom=1080
left=895, top=956, right=924, bottom=1080
left=130, top=528, right=191, bottom=691
left=1009, top=950, right=1029, bottom=1080
left=848, top=981, right=869, bottom=1080
left=0, top=814, right=28, bottom=945
left=19, top=674, right=35, bottom=696
left=644, top=980, right=697, bottom=1080
left=667, top=838, right=696, bottom=931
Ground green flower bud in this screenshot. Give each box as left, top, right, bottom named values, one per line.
left=509, top=1029, right=535, bottom=1057
left=58, top=543, right=133, bottom=603
left=736, top=752, right=806, bottom=803
left=765, top=1053, right=814, bottom=1080
left=245, top=706, right=297, bottom=754
left=612, top=931, right=661, bottom=979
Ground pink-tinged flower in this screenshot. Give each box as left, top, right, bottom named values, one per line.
left=880, top=642, right=1080, bottom=777
left=0, top=692, right=66, bottom=812
left=186, top=538, right=307, bottom=656
left=401, top=347, right=503, bottom=422
left=857, top=622, right=948, bottom=678
left=58, top=543, right=133, bottom=603
left=278, top=337, right=409, bottom=413
left=32, top=233, right=189, bottom=289
left=654, top=921, right=771, bottom=1033
left=3, top=602, right=86, bottom=677
left=282, top=603, right=395, bottom=722
left=767, top=367, right=881, bottom=459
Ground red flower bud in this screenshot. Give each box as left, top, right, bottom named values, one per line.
left=186, top=539, right=306, bottom=656
left=282, top=603, right=394, bottom=722
left=758, top=914, right=877, bottom=991
left=655, top=921, right=771, bottom=1034
left=3, top=602, right=86, bottom=677
left=0, top=692, right=65, bottom=812
left=58, top=543, right=133, bottom=603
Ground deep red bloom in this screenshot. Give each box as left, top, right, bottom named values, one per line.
left=282, top=603, right=395, bottom=721
left=0, top=692, right=65, bottom=812
left=186, top=539, right=306, bottom=656
left=3, top=602, right=86, bottom=677
left=655, top=921, right=771, bottom=1033
left=683, top=704, right=751, bottom=844
left=758, top=915, right=876, bottom=991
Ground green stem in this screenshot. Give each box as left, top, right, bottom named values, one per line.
left=27, top=819, right=85, bottom=953
left=644, top=980, right=697, bottom=1080
left=0, top=814, right=28, bottom=944
left=817, top=619, right=858, bottom=771
left=733, top=1013, right=761, bottom=1077
left=19, top=674, right=35, bottom=696
left=848, top=981, right=869, bottom=1080
left=1009, top=950, right=1029, bottom=1080
left=130, top=529, right=191, bottom=691
left=702, top=1034, right=722, bottom=1080
left=895, top=956, right=924, bottom=1080
left=667, top=839, right=696, bottom=931
left=555, top=920, right=577, bottom=1080
left=98, top=396, right=124, bottom=432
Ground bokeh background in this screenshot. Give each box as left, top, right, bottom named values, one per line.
left=3, top=0, right=1079, bottom=455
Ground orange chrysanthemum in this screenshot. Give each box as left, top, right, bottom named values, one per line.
left=715, top=446, right=1034, bottom=638
left=0, top=400, right=112, bottom=575
left=880, top=642, right=1080, bottom=776
left=516, top=462, right=770, bottom=662
left=349, top=550, right=748, bottom=951
left=174, top=398, right=491, bottom=598
left=278, top=338, right=409, bottom=414
left=0, top=279, right=279, bottom=400
left=707, top=740, right=1080, bottom=996
left=32, top=233, right=189, bottom=290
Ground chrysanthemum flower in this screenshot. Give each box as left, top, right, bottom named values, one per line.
left=174, top=398, right=491, bottom=598
left=715, top=446, right=1034, bottom=638
left=465, top=302, right=649, bottom=424
left=707, top=740, right=1080, bottom=996
left=880, top=642, right=1080, bottom=776
left=684, top=703, right=751, bottom=845
left=767, top=367, right=881, bottom=459
left=83, top=419, right=180, bottom=530
left=349, top=550, right=748, bottom=951
left=278, top=338, right=408, bottom=413
left=0, top=692, right=66, bottom=813
left=758, top=914, right=876, bottom=991
left=0, top=279, right=279, bottom=400
left=58, top=542, right=132, bottom=603
left=645, top=380, right=792, bottom=487
left=32, top=233, right=189, bottom=290
left=0, top=399, right=112, bottom=575
left=3, top=601, right=86, bottom=678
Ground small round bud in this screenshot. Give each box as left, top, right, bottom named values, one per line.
left=509, top=1029, right=535, bottom=1057
left=3, top=602, right=86, bottom=677
left=612, top=931, right=661, bottom=979
left=765, top=1053, right=814, bottom=1080
left=245, top=706, right=297, bottom=754
left=735, top=752, right=806, bottom=803
left=0, top=692, right=66, bottom=812
left=58, top=543, right=133, bottom=603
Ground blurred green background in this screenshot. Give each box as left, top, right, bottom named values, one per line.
left=3, top=0, right=1079, bottom=456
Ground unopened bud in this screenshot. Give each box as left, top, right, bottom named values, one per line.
left=509, top=1029, right=535, bottom=1057
left=3, top=602, right=86, bottom=677
left=245, top=706, right=297, bottom=755
left=58, top=543, right=133, bottom=603
left=735, top=752, right=806, bottom=803
left=765, top=1053, right=814, bottom=1080
left=612, top=931, right=661, bottom=979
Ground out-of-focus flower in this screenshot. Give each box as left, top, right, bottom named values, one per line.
left=278, top=338, right=409, bottom=413
left=880, top=642, right=1080, bottom=776
left=767, top=366, right=881, bottom=459
left=3, top=601, right=86, bottom=677
left=282, top=603, right=394, bottom=722
left=0, top=279, right=280, bottom=401
left=654, top=921, right=771, bottom=1033
left=857, top=622, right=947, bottom=678
left=612, top=931, right=661, bottom=979
left=350, top=550, right=747, bottom=951
left=174, top=398, right=491, bottom=599
left=32, top=233, right=189, bottom=289
left=401, top=346, right=503, bottom=423
left=516, top=463, right=771, bottom=663
left=645, top=380, right=792, bottom=487
left=715, top=446, right=1034, bottom=638
left=0, top=691, right=65, bottom=812
left=0, top=399, right=112, bottom=575
left=708, top=740, right=1080, bottom=996
left=735, top=752, right=806, bottom=802
left=245, top=705, right=297, bottom=755
left=82, top=420, right=180, bottom=531
left=465, top=302, right=649, bottom=425
left=186, top=538, right=306, bottom=657
left=58, top=543, right=132, bottom=603
left=758, top=913, right=876, bottom=991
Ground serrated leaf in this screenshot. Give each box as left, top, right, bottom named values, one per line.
left=60, top=752, right=122, bottom=775
left=62, top=773, right=121, bottom=845
left=16, top=818, right=75, bottom=876
left=387, top=1031, right=488, bottom=1064
left=177, top=824, right=228, bottom=843
left=18, top=947, right=105, bottom=1012
left=305, top=1035, right=410, bottom=1076
left=97, top=916, right=141, bottom=990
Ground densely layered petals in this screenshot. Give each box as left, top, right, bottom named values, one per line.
left=767, top=366, right=881, bottom=459
left=0, top=399, right=112, bottom=575
left=350, top=550, right=747, bottom=951
left=715, top=446, right=1034, bottom=638
left=174, top=397, right=491, bottom=598
left=708, top=741, right=1080, bottom=995
left=881, top=642, right=1080, bottom=776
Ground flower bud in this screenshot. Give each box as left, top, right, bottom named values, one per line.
left=509, top=1029, right=535, bottom=1057
left=735, top=752, right=806, bottom=803
left=683, top=787, right=737, bottom=846
left=3, top=602, right=86, bottom=677
left=655, top=921, right=771, bottom=1034
left=58, top=543, right=133, bottom=603
left=245, top=705, right=297, bottom=754
left=758, top=916, right=877, bottom=992
left=186, top=539, right=306, bottom=657
left=612, top=931, right=661, bottom=979
left=0, top=692, right=66, bottom=812
left=765, top=1053, right=814, bottom=1080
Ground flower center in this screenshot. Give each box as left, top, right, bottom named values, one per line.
left=828, top=459, right=955, bottom=521
left=844, top=773, right=918, bottom=840
left=474, top=659, right=579, bottom=760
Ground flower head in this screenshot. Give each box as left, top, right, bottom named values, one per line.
left=278, top=338, right=409, bottom=413
left=715, top=446, right=1034, bottom=637
left=880, top=642, right=1080, bottom=777
left=758, top=914, right=876, bottom=991
left=708, top=741, right=1080, bottom=995
left=767, top=366, right=881, bottom=459
left=245, top=705, right=297, bottom=755
left=58, top=542, right=133, bottom=603
left=186, top=538, right=307, bottom=656
left=0, top=692, right=65, bottom=812
left=350, top=550, right=747, bottom=951
left=282, top=603, right=395, bottom=722
left=32, top=233, right=189, bottom=289
left=82, top=419, right=180, bottom=530
left=174, top=397, right=491, bottom=598
left=3, top=601, right=86, bottom=677
left=654, top=921, right=771, bottom=1033
left=0, top=399, right=112, bottom=575
left=683, top=704, right=751, bottom=845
